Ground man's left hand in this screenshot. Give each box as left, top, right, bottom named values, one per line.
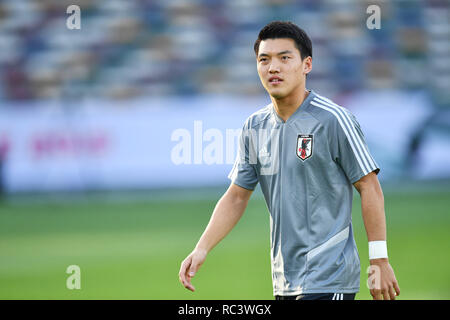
left=368, top=258, right=400, bottom=300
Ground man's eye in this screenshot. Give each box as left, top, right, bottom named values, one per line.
left=282, top=56, right=290, bottom=60
left=259, top=58, right=267, bottom=62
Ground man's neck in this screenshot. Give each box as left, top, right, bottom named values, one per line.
left=272, top=87, right=309, bottom=122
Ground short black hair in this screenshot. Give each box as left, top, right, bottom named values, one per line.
left=254, top=21, right=312, bottom=60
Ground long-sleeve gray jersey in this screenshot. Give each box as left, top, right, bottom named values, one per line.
left=228, top=90, right=380, bottom=296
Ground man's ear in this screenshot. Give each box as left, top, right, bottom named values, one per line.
left=303, top=56, right=312, bottom=75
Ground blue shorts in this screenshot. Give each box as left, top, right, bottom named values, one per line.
left=275, top=293, right=356, bottom=300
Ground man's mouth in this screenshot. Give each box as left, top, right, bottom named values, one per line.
left=269, top=76, right=283, bottom=84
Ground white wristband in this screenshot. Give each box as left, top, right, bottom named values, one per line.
left=368, top=241, right=388, bottom=260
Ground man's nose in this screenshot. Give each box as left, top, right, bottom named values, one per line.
left=268, top=61, right=280, bottom=73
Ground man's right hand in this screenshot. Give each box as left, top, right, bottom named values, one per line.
left=179, top=248, right=208, bottom=292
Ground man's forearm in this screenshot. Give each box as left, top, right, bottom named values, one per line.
left=354, top=173, right=400, bottom=300
left=361, top=187, right=386, bottom=242
left=357, top=174, right=387, bottom=242
left=179, top=184, right=252, bottom=292
left=195, top=187, right=250, bottom=253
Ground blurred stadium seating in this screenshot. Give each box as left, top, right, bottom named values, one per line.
left=0, top=0, right=448, bottom=104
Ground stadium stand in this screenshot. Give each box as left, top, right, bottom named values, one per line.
left=0, top=0, right=448, bottom=106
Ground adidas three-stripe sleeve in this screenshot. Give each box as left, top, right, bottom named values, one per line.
left=313, top=97, right=380, bottom=184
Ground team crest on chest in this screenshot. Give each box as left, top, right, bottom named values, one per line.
left=296, top=134, right=313, bottom=161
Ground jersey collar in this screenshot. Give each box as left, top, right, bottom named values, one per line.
left=271, top=89, right=315, bottom=124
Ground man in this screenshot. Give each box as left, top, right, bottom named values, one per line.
left=179, top=21, right=400, bottom=300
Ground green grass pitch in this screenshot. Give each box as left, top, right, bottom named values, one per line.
left=0, top=187, right=449, bottom=299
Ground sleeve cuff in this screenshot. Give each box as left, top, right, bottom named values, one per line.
left=350, top=167, right=380, bottom=184
left=229, top=178, right=257, bottom=191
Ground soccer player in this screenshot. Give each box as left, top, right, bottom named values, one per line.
left=179, top=21, right=400, bottom=300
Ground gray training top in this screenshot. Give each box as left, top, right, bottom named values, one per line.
left=228, top=90, right=380, bottom=296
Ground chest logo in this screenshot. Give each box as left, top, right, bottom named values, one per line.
left=297, top=134, right=313, bottom=161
